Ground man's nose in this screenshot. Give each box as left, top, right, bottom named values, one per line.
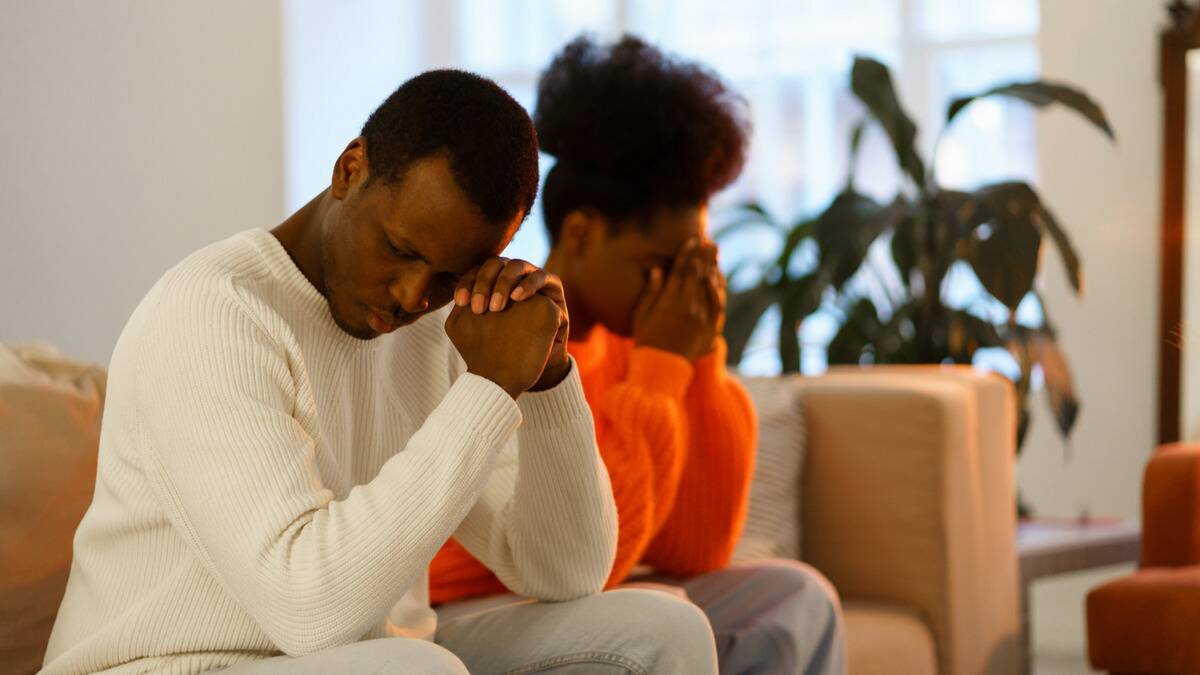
left=389, top=273, right=430, bottom=314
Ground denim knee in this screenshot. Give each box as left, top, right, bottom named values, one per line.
left=589, top=589, right=718, bottom=675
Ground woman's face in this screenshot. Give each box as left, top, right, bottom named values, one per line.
left=559, top=204, right=707, bottom=337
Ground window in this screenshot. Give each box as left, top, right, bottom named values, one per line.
left=283, top=0, right=1040, bottom=374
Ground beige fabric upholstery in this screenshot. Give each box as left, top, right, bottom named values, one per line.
left=800, top=366, right=1019, bottom=675
left=843, top=601, right=937, bottom=675
left=0, top=344, right=106, bottom=674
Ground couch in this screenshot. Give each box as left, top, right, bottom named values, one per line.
left=1087, top=442, right=1200, bottom=674
left=1, top=345, right=1020, bottom=675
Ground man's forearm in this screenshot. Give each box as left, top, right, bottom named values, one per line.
left=452, top=360, right=618, bottom=600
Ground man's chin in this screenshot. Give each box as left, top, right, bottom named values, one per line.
left=328, top=306, right=389, bottom=340
left=328, top=299, right=428, bottom=339
left=332, top=316, right=378, bottom=340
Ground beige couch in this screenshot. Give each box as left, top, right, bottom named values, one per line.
left=2, top=346, right=1019, bottom=675
left=793, top=367, right=1020, bottom=675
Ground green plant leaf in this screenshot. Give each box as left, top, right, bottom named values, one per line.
left=1007, top=325, right=1080, bottom=443
left=932, top=188, right=973, bottom=243
left=827, top=298, right=882, bottom=365
left=959, top=184, right=1045, bottom=311
left=851, top=56, right=927, bottom=187
left=777, top=217, right=817, bottom=271
left=814, top=190, right=893, bottom=288
left=890, top=216, right=916, bottom=287
left=1027, top=330, right=1080, bottom=438
left=723, top=283, right=778, bottom=366
left=776, top=275, right=825, bottom=371
left=1031, top=198, right=1083, bottom=296
left=924, top=189, right=972, bottom=282
left=846, top=118, right=868, bottom=189
left=947, top=309, right=1004, bottom=362
left=947, top=81, right=1116, bottom=141
left=871, top=300, right=920, bottom=363
left=777, top=287, right=806, bottom=373
left=958, top=182, right=1082, bottom=297
left=965, top=219, right=1041, bottom=312
left=1017, top=405, right=1031, bottom=450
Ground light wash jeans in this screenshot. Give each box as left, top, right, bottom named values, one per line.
left=215, top=588, right=718, bottom=674
left=437, top=559, right=846, bottom=675
left=636, top=559, right=846, bottom=675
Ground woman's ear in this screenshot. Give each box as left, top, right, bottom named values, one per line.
left=559, top=209, right=606, bottom=257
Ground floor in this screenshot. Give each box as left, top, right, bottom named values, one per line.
left=1028, top=566, right=1134, bottom=675
left=1034, top=650, right=1100, bottom=675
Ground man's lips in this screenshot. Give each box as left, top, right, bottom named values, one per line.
left=366, top=307, right=412, bottom=334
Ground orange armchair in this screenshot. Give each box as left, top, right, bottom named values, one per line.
left=1086, top=443, right=1200, bottom=674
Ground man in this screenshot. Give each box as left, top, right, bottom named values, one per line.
left=41, top=70, right=717, bottom=674
left=431, top=38, right=845, bottom=675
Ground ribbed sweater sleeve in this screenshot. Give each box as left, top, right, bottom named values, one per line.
left=134, top=278, right=524, bottom=656
left=642, top=338, right=758, bottom=576
left=449, top=360, right=618, bottom=601
left=593, top=346, right=693, bottom=585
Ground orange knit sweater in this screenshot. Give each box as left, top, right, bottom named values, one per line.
left=429, top=327, right=758, bottom=604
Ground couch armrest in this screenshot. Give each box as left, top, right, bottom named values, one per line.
left=800, top=366, right=1019, bottom=675
left=1142, top=443, right=1200, bottom=567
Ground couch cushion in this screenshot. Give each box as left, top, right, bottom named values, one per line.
left=1087, top=567, right=1200, bottom=674
left=844, top=601, right=937, bottom=675
left=0, top=344, right=105, bottom=674
left=731, top=375, right=806, bottom=562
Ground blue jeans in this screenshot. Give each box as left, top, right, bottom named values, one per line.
left=216, top=588, right=718, bottom=674
left=438, top=559, right=846, bottom=675
left=632, top=559, right=846, bottom=675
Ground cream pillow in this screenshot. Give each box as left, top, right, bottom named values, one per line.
left=731, top=375, right=806, bottom=563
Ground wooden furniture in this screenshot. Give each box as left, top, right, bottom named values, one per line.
left=1158, top=1, right=1200, bottom=444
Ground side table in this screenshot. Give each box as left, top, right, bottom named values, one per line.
left=1016, top=517, right=1141, bottom=675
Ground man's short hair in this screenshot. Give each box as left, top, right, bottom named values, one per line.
left=362, top=70, right=539, bottom=225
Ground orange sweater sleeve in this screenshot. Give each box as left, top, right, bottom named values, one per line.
left=428, top=536, right=507, bottom=604
left=592, top=345, right=693, bottom=585
left=642, top=338, right=757, bottom=577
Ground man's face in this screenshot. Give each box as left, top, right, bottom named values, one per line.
left=322, top=152, right=518, bottom=339
left=568, top=205, right=706, bottom=337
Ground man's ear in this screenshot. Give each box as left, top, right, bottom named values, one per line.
left=331, top=137, right=368, bottom=200
left=559, top=209, right=607, bottom=257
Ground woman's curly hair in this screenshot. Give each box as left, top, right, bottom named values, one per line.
left=535, top=34, right=750, bottom=241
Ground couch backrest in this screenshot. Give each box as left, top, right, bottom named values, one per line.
left=799, top=366, right=1020, bottom=675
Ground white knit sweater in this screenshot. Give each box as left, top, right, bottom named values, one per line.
left=41, top=229, right=618, bottom=675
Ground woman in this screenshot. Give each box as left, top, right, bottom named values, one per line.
left=432, top=35, right=844, bottom=675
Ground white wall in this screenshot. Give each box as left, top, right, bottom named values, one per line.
left=1021, top=0, right=1162, bottom=657
left=0, top=1, right=286, bottom=365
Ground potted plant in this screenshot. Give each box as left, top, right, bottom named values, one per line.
left=722, top=56, right=1115, bottom=451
